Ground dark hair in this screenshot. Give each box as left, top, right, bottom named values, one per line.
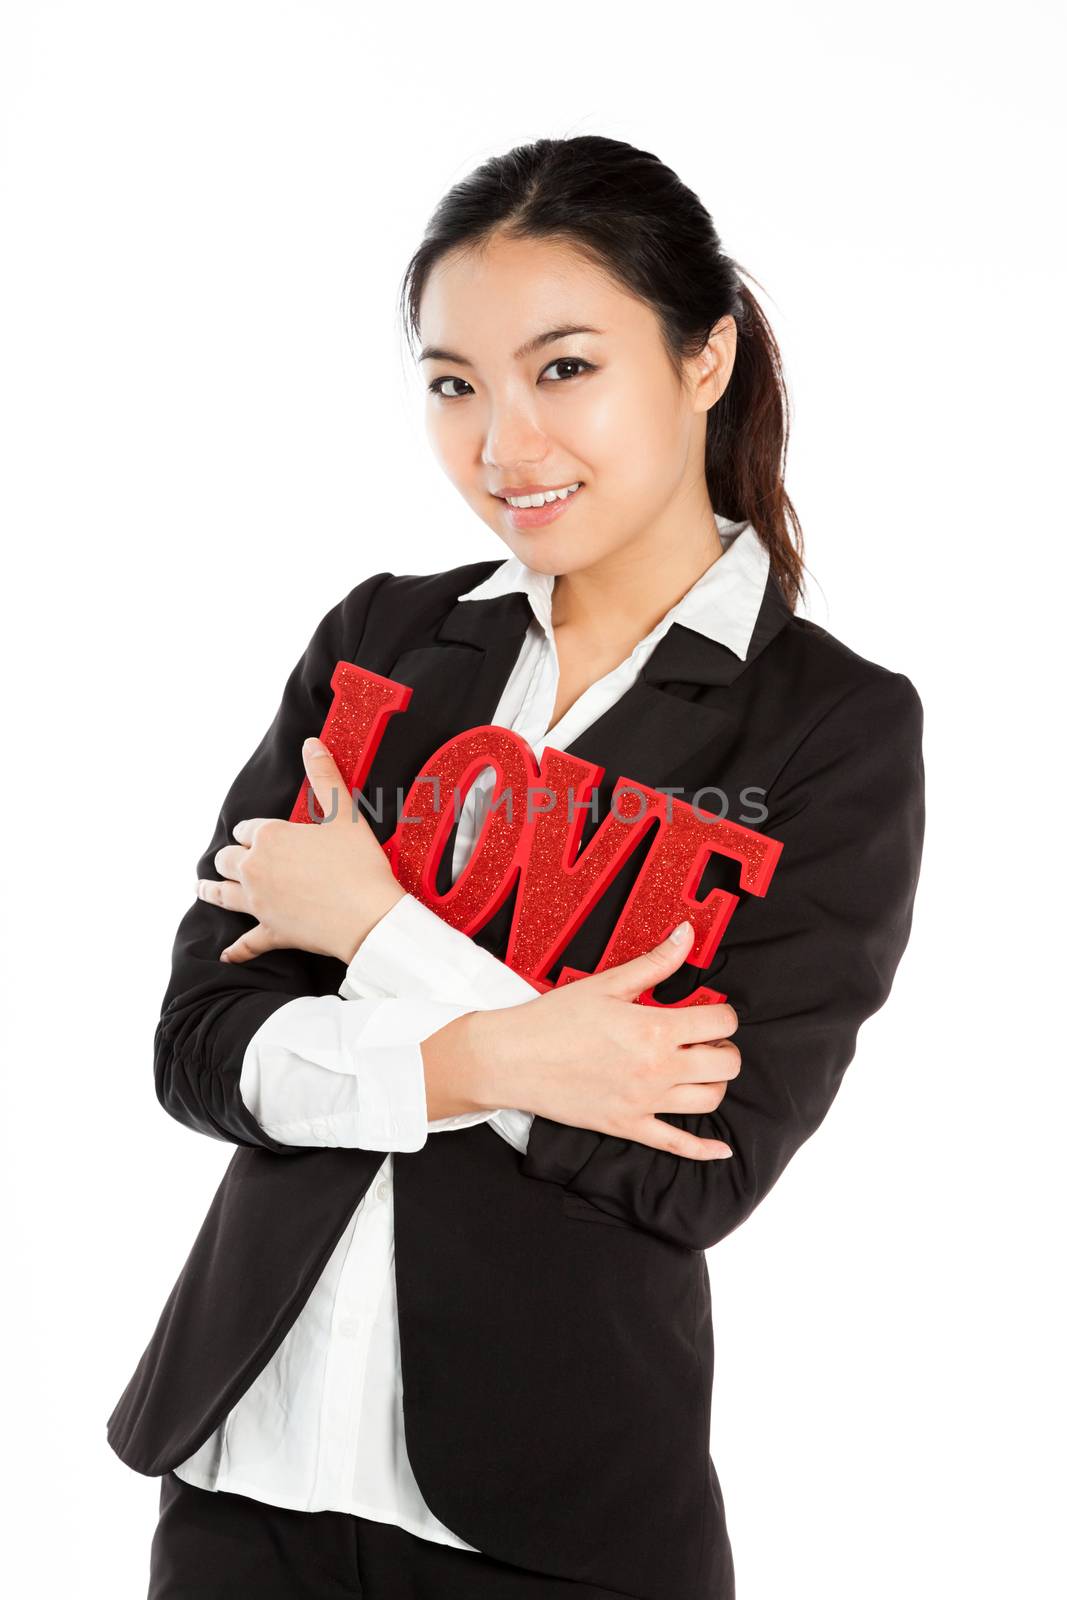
left=399, top=134, right=806, bottom=611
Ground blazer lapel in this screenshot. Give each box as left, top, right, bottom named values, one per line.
left=361, top=562, right=792, bottom=879
left=562, top=559, right=794, bottom=793
left=362, top=590, right=533, bottom=873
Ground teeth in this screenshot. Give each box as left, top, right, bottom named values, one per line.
left=505, top=481, right=582, bottom=508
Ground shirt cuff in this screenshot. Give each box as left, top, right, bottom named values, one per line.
left=342, top=891, right=542, bottom=1007
left=239, top=993, right=476, bottom=1150
left=340, top=893, right=540, bottom=1149
left=486, top=1107, right=534, bottom=1154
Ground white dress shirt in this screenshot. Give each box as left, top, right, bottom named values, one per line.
left=173, top=515, right=770, bottom=1550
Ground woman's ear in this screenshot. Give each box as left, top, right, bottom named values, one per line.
left=689, top=313, right=738, bottom=413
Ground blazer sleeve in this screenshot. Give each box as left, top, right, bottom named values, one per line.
left=517, top=670, right=926, bottom=1254
left=153, top=568, right=395, bottom=1151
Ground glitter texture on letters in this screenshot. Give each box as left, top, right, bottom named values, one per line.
left=291, top=659, right=785, bottom=1009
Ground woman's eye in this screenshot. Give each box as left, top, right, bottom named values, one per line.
left=427, top=358, right=594, bottom=399
left=427, top=376, right=474, bottom=399
left=542, top=357, right=594, bottom=382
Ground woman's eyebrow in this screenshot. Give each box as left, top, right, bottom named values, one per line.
left=418, top=324, right=604, bottom=365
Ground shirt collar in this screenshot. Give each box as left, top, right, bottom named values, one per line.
left=455, top=514, right=770, bottom=662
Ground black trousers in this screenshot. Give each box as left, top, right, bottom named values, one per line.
left=147, top=1471, right=634, bottom=1599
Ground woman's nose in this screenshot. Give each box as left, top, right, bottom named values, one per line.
left=483, top=414, right=550, bottom=475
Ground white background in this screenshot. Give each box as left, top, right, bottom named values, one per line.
left=1, top=3, right=1063, bottom=1595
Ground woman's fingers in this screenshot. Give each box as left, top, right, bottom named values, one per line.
left=231, top=817, right=272, bottom=846
left=196, top=878, right=248, bottom=914
left=670, top=1040, right=742, bottom=1080
left=220, top=922, right=277, bottom=964
left=627, top=1114, right=733, bottom=1160
left=658, top=1080, right=731, bottom=1116
left=301, top=737, right=350, bottom=824
left=217, top=819, right=280, bottom=877
left=213, top=843, right=246, bottom=880
left=669, top=998, right=740, bottom=1044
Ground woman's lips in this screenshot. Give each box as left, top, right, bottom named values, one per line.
left=497, top=483, right=585, bottom=530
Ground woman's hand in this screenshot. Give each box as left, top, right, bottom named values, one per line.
left=198, top=736, right=406, bottom=966
left=423, top=921, right=740, bottom=1159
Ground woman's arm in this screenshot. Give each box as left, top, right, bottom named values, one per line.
left=154, top=570, right=396, bottom=1151
left=233, top=903, right=540, bottom=1150
left=515, top=671, right=926, bottom=1253
left=235, top=989, right=492, bottom=1149
left=341, top=890, right=540, bottom=1153
left=158, top=566, right=738, bottom=1164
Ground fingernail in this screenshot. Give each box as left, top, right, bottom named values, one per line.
left=303, top=737, right=319, bottom=753
left=669, top=921, right=691, bottom=944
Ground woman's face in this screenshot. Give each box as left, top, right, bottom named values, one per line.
left=418, top=233, right=734, bottom=578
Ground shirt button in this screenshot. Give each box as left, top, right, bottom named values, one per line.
left=339, top=1315, right=363, bottom=1337
left=375, top=1177, right=392, bottom=1201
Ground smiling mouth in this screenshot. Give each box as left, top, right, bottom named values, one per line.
left=496, top=482, right=584, bottom=509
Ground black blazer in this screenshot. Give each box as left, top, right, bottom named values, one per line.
left=107, top=555, right=925, bottom=1600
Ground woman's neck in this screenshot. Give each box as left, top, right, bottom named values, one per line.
left=550, top=505, right=727, bottom=653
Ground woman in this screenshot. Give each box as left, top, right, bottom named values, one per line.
left=111, top=135, right=925, bottom=1599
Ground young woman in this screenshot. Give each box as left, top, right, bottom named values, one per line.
left=111, top=135, right=925, bottom=1600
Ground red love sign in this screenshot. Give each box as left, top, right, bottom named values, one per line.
left=289, top=660, right=784, bottom=1008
